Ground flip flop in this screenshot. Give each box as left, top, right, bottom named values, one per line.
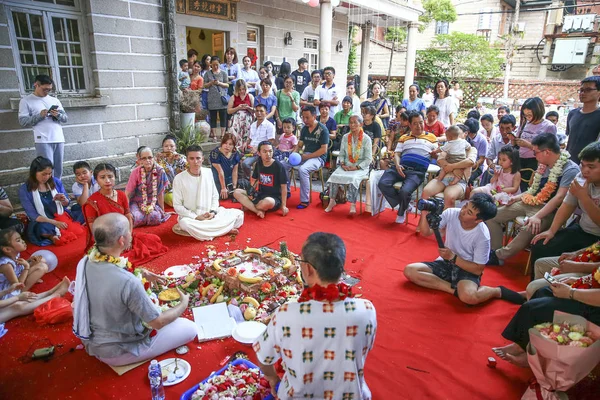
left=296, top=202, right=309, bottom=209
left=499, top=286, right=526, bottom=305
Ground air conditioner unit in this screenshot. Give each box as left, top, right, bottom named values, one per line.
left=516, top=22, right=526, bottom=32
left=552, top=38, right=590, bottom=64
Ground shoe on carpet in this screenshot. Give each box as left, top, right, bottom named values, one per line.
left=486, top=250, right=504, bottom=266
left=297, top=202, right=309, bottom=209
left=396, top=209, right=407, bottom=224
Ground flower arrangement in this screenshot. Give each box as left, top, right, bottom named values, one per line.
left=348, top=129, right=364, bottom=164
left=140, top=166, right=158, bottom=215
left=534, top=322, right=597, bottom=347
left=191, top=363, right=271, bottom=400
left=298, top=282, right=353, bottom=303
left=522, top=151, right=570, bottom=206
left=88, top=245, right=133, bottom=272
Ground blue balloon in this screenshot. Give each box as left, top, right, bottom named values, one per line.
left=31, top=250, right=58, bottom=272
left=289, top=152, right=302, bottom=166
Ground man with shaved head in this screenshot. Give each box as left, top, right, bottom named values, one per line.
left=72, top=213, right=197, bottom=366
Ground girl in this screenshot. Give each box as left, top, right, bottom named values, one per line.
left=210, top=134, right=241, bottom=199
left=471, top=145, right=521, bottom=203
left=367, top=82, right=390, bottom=129
left=154, top=135, right=187, bottom=207
left=479, top=113, right=498, bottom=142
left=227, top=79, right=254, bottom=147
left=433, top=79, right=455, bottom=128
left=189, top=60, right=204, bottom=91
left=125, top=147, right=170, bottom=227
left=424, top=105, right=446, bottom=140
left=84, top=163, right=168, bottom=265
left=277, top=118, right=299, bottom=159
left=18, top=157, right=84, bottom=246
left=0, top=228, right=49, bottom=291
left=204, top=56, right=230, bottom=140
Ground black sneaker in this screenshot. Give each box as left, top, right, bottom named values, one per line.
left=486, top=250, right=504, bottom=266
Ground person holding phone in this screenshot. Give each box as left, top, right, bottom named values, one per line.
left=18, top=75, right=68, bottom=179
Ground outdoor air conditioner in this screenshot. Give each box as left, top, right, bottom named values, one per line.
left=516, top=22, right=526, bottom=32
left=562, top=14, right=596, bottom=32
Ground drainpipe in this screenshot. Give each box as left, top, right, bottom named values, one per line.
left=164, top=0, right=180, bottom=131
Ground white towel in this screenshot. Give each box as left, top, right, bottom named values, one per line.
left=72, top=256, right=92, bottom=340
left=32, top=187, right=64, bottom=237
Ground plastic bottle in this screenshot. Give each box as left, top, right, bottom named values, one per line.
left=148, top=359, right=165, bottom=400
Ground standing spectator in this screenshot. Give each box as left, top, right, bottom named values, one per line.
left=275, top=76, right=300, bottom=133
left=346, top=81, right=362, bottom=115
left=274, top=62, right=292, bottom=91
left=449, top=81, right=464, bottom=110
left=314, top=66, right=341, bottom=119
left=366, top=82, right=390, bottom=128
left=178, top=59, right=191, bottom=91
left=290, top=58, right=311, bottom=96
left=204, top=56, right=229, bottom=141
left=422, top=85, right=434, bottom=108
left=18, top=75, right=68, bottom=179
left=402, top=84, right=426, bottom=116
left=187, top=49, right=198, bottom=72
left=0, top=187, right=23, bottom=233
left=514, top=97, right=557, bottom=192
left=496, top=105, right=510, bottom=123
left=300, top=70, right=322, bottom=107
left=189, top=61, right=204, bottom=91
left=546, top=111, right=567, bottom=149
left=478, top=114, right=498, bottom=142
left=227, top=79, right=255, bottom=147
left=433, top=79, right=455, bottom=128
left=264, top=61, right=275, bottom=82
left=565, top=76, right=600, bottom=164
left=254, top=78, right=278, bottom=124
left=258, top=67, right=277, bottom=96
left=199, top=54, right=211, bottom=111
left=239, top=56, right=260, bottom=95
left=221, top=47, right=241, bottom=96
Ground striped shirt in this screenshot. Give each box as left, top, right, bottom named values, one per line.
left=395, top=132, right=438, bottom=170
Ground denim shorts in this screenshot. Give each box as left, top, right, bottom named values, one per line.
left=425, top=259, right=481, bottom=289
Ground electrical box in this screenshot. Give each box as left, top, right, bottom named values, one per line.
left=562, top=14, right=596, bottom=32
left=552, top=38, right=590, bottom=64
left=478, top=8, right=493, bottom=30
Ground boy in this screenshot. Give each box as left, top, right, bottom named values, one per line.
left=290, top=58, right=311, bottom=97
left=72, top=161, right=100, bottom=206
left=434, top=125, right=472, bottom=186
left=178, top=59, right=191, bottom=90
left=422, top=85, right=434, bottom=108
left=424, top=105, right=445, bottom=139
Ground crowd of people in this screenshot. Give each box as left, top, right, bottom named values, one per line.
left=1, top=57, right=599, bottom=397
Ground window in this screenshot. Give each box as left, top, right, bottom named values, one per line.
left=435, top=21, right=449, bottom=35
left=8, top=4, right=88, bottom=93
left=303, top=37, right=318, bottom=71
left=499, top=4, right=513, bottom=36
left=247, top=26, right=260, bottom=69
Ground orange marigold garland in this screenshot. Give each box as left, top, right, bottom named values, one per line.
left=522, top=151, right=570, bottom=206
left=347, top=129, right=364, bottom=164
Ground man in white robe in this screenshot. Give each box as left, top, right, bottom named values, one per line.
left=172, top=145, right=244, bottom=240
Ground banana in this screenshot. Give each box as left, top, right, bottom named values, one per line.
left=210, top=285, right=224, bottom=303
left=238, top=274, right=263, bottom=284
left=212, top=258, right=223, bottom=271
left=244, top=247, right=263, bottom=256
left=281, top=257, right=291, bottom=269
left=296, top=269, right=303, bottom=285
left=201, top=283, right=216, bottom=297
left=242, top=296, right=260, bottom=308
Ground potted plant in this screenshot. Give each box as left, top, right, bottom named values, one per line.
left=179, top=89, right=200, bottom=130
left=172, top=120, right=209, bottom=155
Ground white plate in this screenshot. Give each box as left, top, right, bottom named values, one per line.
left=158, top=358, right=191, bottom=386
left=163, top=265, right=192, bottom=279
left=232, top=321, right=267, bottom=344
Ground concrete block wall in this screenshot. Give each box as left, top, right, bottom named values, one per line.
left=0, top=0, right=170, bottom=205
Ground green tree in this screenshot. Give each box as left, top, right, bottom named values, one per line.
left=347, top=26, right=358, bottom=75
left=385, top=26, right=407, bottom=44
left=419, top=0, right=457, bottom=33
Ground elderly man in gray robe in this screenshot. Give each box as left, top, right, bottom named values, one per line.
left=172, top=145, right=244, bottom=240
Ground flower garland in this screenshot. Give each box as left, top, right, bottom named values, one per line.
left=348, top=129, right=364, bottom=164
left=569, top=241, right=600, bottom=289
left=522, top=151, right=570, bottom=206
left=298, top=282, right=353, bottom=303
left=88, top=245, right=134, bottom=273
left=140, top=165, right=158, bottom=214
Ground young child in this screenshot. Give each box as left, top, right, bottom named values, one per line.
left=471, top=145, right=521, bottom=204
left=72, top=161, right=100, bottom=207
left=434, top=125, right=472, bottom=186
left=424, top=105, right=446, bottom=139
left=178, top=59, right=191, bottom=90
left=0, top=227, right=50, bottom=291
left=277, top=118, right=298, bottom=159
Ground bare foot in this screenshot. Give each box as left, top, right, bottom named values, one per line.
left=325, top=201, right=336, bottom=213
left=505, top=352, right=529, bottom=368
left=229, top=228, right=239, bottom=235
left=50, top=236, right=60, bottom=245
left=492, top=343, right=525, bottom=360
left=349, top=204, right=356, bottom=215
left=56, top=277, right=71, bottom=296
left=256, top=211, right=265, bottom=219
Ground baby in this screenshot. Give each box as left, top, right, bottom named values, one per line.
left=434, top=125, right=472, bottom=186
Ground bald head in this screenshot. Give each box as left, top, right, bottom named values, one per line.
left=93, top=213, right=130, bottom=249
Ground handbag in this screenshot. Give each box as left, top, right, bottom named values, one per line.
left=34, top=297, right=73, bottom=325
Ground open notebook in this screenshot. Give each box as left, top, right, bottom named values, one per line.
left=192, top=302, right=237, bottom=342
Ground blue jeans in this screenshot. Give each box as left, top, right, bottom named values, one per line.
left=378, top=168, right=425, bottom=215
left=281, top=154, right=324, bottom=203
left=35, top=142, right=64, bottom=179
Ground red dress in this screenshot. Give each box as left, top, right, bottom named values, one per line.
left=83, top=191, right=168, bottom=266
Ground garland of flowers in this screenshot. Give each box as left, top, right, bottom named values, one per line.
left=298, top=282, right=354, bottom=303
left=140, top=165, right=158, bottom=214
left=88, top=245, right=134, bottom=273
left=348, top=129, right=364, bottom=164
left=522, top=151, right=570, bottom=206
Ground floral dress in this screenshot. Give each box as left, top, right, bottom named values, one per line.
left=155, top=152, right=187, bottom=206
left=126, top=165, right=171, bottom=227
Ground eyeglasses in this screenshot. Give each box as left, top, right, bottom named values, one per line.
left=140, top=156, right=153, bottom=161
left=324, top=72, right=333, bottom=76
left=532, top=149, right=547, bottom=156
left=578, top=88, right=598, bottom=94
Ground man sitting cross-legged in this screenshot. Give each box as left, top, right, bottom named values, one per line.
left=172, top=145, right=244, bottom=240
left=72, top=213, right=197, bottom=366
left=233, top=141, right=289, bottom=218
left=253, top=232, right=377, bottom=399
left=404, top=193, right=524, bottom=305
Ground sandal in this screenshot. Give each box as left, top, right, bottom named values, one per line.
left=296, top=202, right=309, bottom=209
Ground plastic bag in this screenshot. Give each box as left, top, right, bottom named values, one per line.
left=34, top=297, right=73, bottom=325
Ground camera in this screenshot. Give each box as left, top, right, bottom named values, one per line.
left=417, top=197, right=445, bottom=235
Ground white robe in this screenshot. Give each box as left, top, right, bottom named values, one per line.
left=172, top=169, right=244, bottom=241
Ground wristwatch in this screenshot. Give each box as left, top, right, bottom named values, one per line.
left=451, top=254, right=458, bottom=264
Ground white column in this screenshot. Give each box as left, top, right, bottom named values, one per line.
left=359, top=21, right=371, bottom=99
left=319, top=0, right=333, bottom=69
left=403, top=22, right=419, bottom=100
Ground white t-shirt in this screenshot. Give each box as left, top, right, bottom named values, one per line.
left=254, top=298, right=377, bottom=399
left=301, top=85, right=318, bottom=103
left=18, top=94, right=66, bottom=143
left=422, top=92, right=434, bottom=108
left=72, top=178, right=100, bottom=199
left=315, top=82, right=341, bottom=119
left=440, top=208, right=491, bottom=265
left=249, top=120, right=276, bottom=149
left=564, top=174, right=600, bottom=236
left=441, top=139, right=471, bottom=159
left=433, top=96, right=456, bottom=128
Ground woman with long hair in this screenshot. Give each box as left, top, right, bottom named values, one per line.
left=204, top=56, right=230, bottom=140
left=18, top=156, right=84, bottom=246
left=227, top=79, right=255, bottom=148
left=199, top=54, right=211, bottom=111
left=367, top=81, right=390, bottom=128
left=275, top=62, right=292, bottom=91
left=433, top=79, right=455, bottom=128
left=209, top=133, right=241, bottom=199
left=189, top=60, right=204, bottom=91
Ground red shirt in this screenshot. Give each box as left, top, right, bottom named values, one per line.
left=424, top=120, right=445, bottom=137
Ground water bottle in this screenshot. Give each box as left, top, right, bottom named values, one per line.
left=148, top=359, right=165, bottom=400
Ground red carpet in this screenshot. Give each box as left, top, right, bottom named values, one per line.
left=1, top=192, right=598, bottom=399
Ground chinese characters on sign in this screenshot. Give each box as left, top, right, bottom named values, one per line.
left=183, top=0, right=237, bottom=21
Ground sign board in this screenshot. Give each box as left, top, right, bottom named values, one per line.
left=178, top=0, right=238, bottom=21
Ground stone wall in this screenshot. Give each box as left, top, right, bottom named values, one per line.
left=0, top=0, right=170, bottom=204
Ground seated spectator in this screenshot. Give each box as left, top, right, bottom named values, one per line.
left=300, top=70, right=322, bottom=108
left=424, top=105, right=446, bottom=140
left=210, top=134, right=241, bottom=198
left=0, top=227, right=50, bottom=291
left=565, top=76, right=600, bottom=164
left=486, top=133, right=579, bottom=266
left=125, top=147, right=171, bottom=227
left=405, top=194, right=524, bottom=305
left=529, top=142, right=600, bottom=273
left=318, top=103, right=337, bottom=142
left=83, top=163, right=168, bottom=266
left=241, top=104, right=276, bottom=179
left=253, top=232, right=377, bottom=399
left=381, top=109, right=409, bottom=170
left=276, top=118, right=299, bottom=160
left=402, top=84, right=426, bottom=116
left=493, top=279, right=600, bottom=367
left=466, top=109, right=480, bottom=121
left=234, top=141, right=289, bottom=218
left=281, top=106, right=329, bottom=209
left=378, top=112, right=438, bottom=224
left=72, top=213, right=197, bottom=366
left=433, top=125, right=472, bottom=187
left=480, top=115, right=516, bottom=186
left=172, top=145, right=243, bottom=241
left=72, top=161, right=100, bottom=208
left=334, top=96, right=354, bottom=135
left=0, top=186, right=24, bottom=233
left=479, top=113, right=498, bottom=142
left=463, top=118, right=488, bottom=186
left=422, top=85, right=434, bottom=108
left=19, top=156, right=84, bottom=246
left=471, top=145, right=521, bottom=201
left=254, top=78, right=277, bottom=124
left=154, top=135, right=187, bottom=207
left=227, top=79, right=255, bottom=147
left=360, top=104, right=382, bottom=165
left=324, top=114, right=373, bottom=215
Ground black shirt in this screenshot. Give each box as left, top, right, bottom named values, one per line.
left=290, top=70, right=311, bottom=96
left=300, top=122, right=330, bottom=161
left=252, top=159, right=287, bottom=199
left=363, top=121, right=382, bottom=141
left=566, top=107, right=600, bottom=164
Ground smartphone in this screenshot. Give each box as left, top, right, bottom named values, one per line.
left=32, top=346, right=55, bottom=359
left=544, top=272, right=556, bottom=284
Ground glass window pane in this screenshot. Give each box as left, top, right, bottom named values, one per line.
left=74, top=67, right=85, bottom=90
left=53, top=17, right=66, bottom=42
left=34, top=42, right=49, bottom=65
left=70, top=44, right=82, bottom=66
left=56, top=43, right=69, bottom=65
left=18, top=40, right=33, bottom=64
left=60, top=68, right=72, bottom=91
left=13, top=13, right=28, bottom=38
left=37, top=0, right=55, bottom=3
left=67, top=19, right=79, bottom=42
left=31, top=15, right=45, bottom=39
left=23, top=66, right=51, bottom=91
left=247, top=29, right=256, bottom=42
left=57, top=0, right=76, bottom=6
